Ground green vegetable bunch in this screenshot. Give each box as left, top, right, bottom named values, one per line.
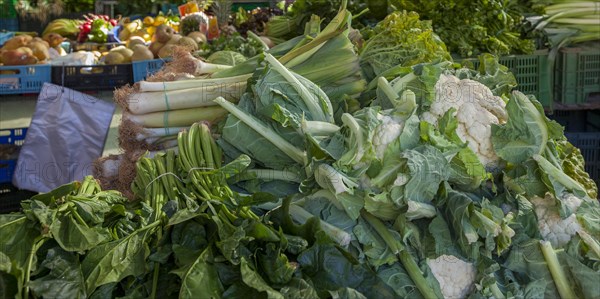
left=199, top=32, right=265, bottom=59
left=359, top=10, right=451, bottom=83
left=390, top=0, right=536, bottom=57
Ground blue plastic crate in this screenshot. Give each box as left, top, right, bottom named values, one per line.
left=0, top=64, right=52, bottom=94
left=0, top=18, right=18, bottom=32
left=0, top=31, right=14, bottom=46
left=132, top=59, right=166, bottom=82
left=0, top=128, right=27, bottom=183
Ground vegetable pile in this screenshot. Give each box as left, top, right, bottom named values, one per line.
left=2, top=2, right=600, bottom=298
left=390, top=0, right=537, bottom=57
left=530, top=0, right=600, bottom=48
left=77, top=14, right=119, bottom=43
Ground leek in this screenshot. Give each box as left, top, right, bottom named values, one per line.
left=126, top=106, right=228, bottom=128
left=128, top=83, right=246, bottom=115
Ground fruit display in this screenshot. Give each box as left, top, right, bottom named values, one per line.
left=77, top=14, right=119, bottom=43
left=119, top=13, right=180, bottom=44
left=0, top=35, right=51, bottom=66
left=42, top=19, right=83, bottom=40
left=5, top=5, right=270, bottom=67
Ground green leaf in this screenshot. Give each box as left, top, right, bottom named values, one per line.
left=492, top=91, right=549, bottom=164
left=213, top=215, right=251, bottom=265
left=0, top=214, right=39, bottom=293
left=172, top=247, right=223, bottom=299
left=329, top=287, right=367, bottom=299
left=82, top=222, right=158, bottom=294
left=377, top=264, right=423, bottom=299
left=220, top=94, right=302, bottom=170
left=218, top=154, right=252, bottom=180
left=240, top=258, right=284, bottom=299
left=561, top=250, right=600, bottom=299
left=50, top=214, right=111, bottom=252
left=29, top=181, right=80, bottom=205
left=0, top=271, right=18, bottom=299
left=88, top=283, right=116, bottom=299
left=504, top=240, right=556, bottom=297
left=279, top=278, right=319, bottom=299
left=69, top=196, right=111, bottom=225
left=359, top=11, right=451, bottom=82
left=297, top=231, right=397, bottom=298
left=29, top=247, right=87, bottom=298
left=364, top=193, right=402, bottom=221
left=402, top=145, right=450, bottom=202
left=258, top=243, right=295, bottom=285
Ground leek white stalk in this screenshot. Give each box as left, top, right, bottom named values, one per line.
left=126, top=106, right=228, bottom=128
left=135, top=127, right=189, bottom=139
left=128, top=83, right=246, bottom=115
left=138, top=74, right=252, bottom=92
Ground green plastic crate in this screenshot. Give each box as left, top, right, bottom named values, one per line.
left=555, top=44, right=600, bottom=104
left=458, top=50, right=552, bottom=108
left=0, top=0, right=17, bottom=19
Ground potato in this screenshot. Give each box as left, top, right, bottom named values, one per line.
left=2, top=36, right=30, bottom=51
left=153, top=24, right=175, bottom=43
left=157, top=44, right=176, bottom=58
left=131, top=44, right=154, bottom=61
left=43, top=33, right=65, bottom=48
left=1, top=48, right=38, bottom=65
left=148, top=41, right=165, bottom=58
left=166, top=34, right=182, bottom=45
left=110, top=46, right=134, bottom=63
left=177, top=37, right=198, bottom=51
left=104, top=52, right=126, bottom=65
left=187, top=32, right=207, bottom=45
left=27, top=42, right=50, bottom=61
left=127, top=36, right=146, bottom=49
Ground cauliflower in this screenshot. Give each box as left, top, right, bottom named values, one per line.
left=373, top=112, right=406, bottom=160
left=421, top=74, right=507, bottom=168
left=427, top=255, right=477, bottom=299
left=530, top=193, right=584, bottom=248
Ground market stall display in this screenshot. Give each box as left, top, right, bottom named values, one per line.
left=0, top=0, right=599, bottom=298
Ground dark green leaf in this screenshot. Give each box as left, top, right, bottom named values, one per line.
left=297, top=232, right=396, bottom=298
left=29, top=247, right=87, bottom=298
left=82, top=223, right=157, bottom=294
left=50, top=214, right=111, bottom=252
left=172, top=247, right=224, bottom=299
left=240, top=258, right=284, bottom=299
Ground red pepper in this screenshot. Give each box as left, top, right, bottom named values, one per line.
left=109, top=19, right=117, bottom=26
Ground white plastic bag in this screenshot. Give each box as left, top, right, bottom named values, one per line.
left=12, top=83, right=115, bottom=192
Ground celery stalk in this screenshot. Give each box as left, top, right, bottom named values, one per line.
left=539, top=241, right=578, bottom=299
left=214, top=97, right=307, bottom=165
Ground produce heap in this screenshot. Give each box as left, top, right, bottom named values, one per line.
left=2, top=2, right=600, bottom=298
left=389, top=0, right=537, bottom=57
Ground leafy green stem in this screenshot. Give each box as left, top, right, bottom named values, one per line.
left=361, top=210, right=438, bottom=299
left=539, top=240, right=577, bottom=299
left=24, top=237, right=48, bottom=299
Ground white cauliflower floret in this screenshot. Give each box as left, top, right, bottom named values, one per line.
left=422, top=74, right=507, bottom=168
left=530, top=193, right=583, bottom=248
left=427, top=255, right=477, bottom=299
left=373, top=113, right=405, bottom=160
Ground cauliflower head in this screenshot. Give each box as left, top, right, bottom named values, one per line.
left=421, top=74, right=507, bottom=168
left=373, top=112, right=406, bottom=160
left=427, top=255, right=477, bottom=299
left=530, top=192, right=584, bottom=248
